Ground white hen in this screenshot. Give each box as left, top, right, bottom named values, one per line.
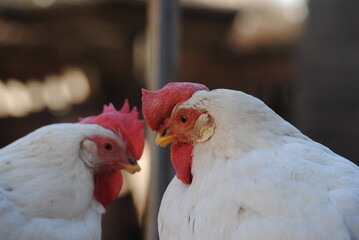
left=142, top=82, right=359, bottom=240
left=0, top=101, right=144, bottom=240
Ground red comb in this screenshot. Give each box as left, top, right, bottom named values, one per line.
left=141, top=82, right=209, bottom=131
left=79, top=99, right=145, bottom=160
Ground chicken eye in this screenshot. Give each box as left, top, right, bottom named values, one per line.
left=103, top=143, right=113, bottom=151
left=179, top=115, right=189, bottom=125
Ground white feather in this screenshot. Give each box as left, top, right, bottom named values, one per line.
left=0, top=123, right=121, bottom=239
left=159, top=89, right=359, bottom=240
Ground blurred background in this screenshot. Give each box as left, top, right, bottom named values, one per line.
left=0, top=0, right=358, bottom=239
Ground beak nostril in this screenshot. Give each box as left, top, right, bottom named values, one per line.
left=161, top=129, right=167, bottom=137
left=128, top=158, right=136, bottom=165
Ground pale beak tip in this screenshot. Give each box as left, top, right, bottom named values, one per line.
left=128, top=166, right=141, bottom=174
left=121, top=161, right=141, bottom=174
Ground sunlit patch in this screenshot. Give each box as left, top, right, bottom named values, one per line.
left=32, top=0, right=56, bottom=8
left=43, top=75, right=71, bottom=112
left=61, top=67, right=91, bottom=104
left=120, top=140, right=151, bottom=223
left=27, top=79, right=46, bottom=112
left=0, top=66, right=91, bottom=118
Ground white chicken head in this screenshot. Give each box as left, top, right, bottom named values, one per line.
left=142, top=82, right=214, bottom=184
left=79, top=100, right=144, bottom=207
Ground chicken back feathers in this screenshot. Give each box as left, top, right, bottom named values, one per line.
left=142, top=82, right=359, bottom=240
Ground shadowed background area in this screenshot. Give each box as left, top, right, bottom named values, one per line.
left=0, top=0, right=357, bottom=239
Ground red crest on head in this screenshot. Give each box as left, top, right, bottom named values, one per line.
left=79, top=99, right=145, bottom=160
left=141, top=82, right=209, bottom=131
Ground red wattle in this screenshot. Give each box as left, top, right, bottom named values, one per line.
left=94, top=171, right=123, bottom=207
left=171, top=144, right=194, bottom=184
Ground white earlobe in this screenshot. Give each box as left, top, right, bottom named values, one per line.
left=79, top=139, right=97, bottom=168
left=196, top=114, right=215, bottom=143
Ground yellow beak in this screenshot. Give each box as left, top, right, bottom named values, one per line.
left=119, top=161, right=141, bottom=174
left=155, top=134, right=176, bottom=147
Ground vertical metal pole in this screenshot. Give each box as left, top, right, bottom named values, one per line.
left=145, top=0, right=180, bottom=240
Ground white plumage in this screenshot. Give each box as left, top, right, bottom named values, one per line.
left=156, top=89, right=359, bottom=240
left=0, top=123, right=119, bottom=240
